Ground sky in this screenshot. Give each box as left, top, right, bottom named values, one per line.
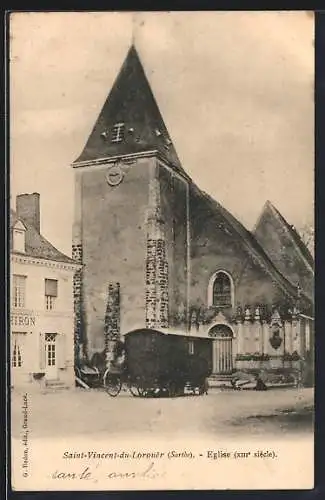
left=10, top=11, right=314, bottom=256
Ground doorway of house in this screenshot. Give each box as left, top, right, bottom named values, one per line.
left=45, top=333, right=58, bottom=380
left=208, top=324, right=233, bottom=374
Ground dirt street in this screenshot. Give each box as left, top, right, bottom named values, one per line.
left=11, top=386, right=314, bottom=441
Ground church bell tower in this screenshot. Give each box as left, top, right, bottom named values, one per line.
left=71, top=45, right=190, bottom=360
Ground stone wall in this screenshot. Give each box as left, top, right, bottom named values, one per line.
left=192, top=304, right=313, bottom=384
left=145, top=238, right=169, bottom=328
left=145, top=162, right=169, bottom=329
left=156, top=240, right=169, bottom=328
left=104, top=282, right=121, bottom=365
left=72, top=243, right=83, bottom=363
left=189, top=184, right=295, bottom=311
left=158, top=164, right=189, bottom=329
left=80, top=158, right=151, bottom=355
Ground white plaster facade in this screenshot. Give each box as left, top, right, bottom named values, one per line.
left=10, top=253, right=78, bottom=389
left=10, top=195, right=80, bottom=390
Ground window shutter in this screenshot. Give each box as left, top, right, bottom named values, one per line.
left=10, top=335, right=15, bottom=364
left=45, top=279, right=58, bottom=297
left=39, top=333, right=46, bottom=371
left=58, top=334, right=67, bottom=369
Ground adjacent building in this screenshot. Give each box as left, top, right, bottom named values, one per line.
left=10, top=193, right=80, bottom=390
left=71, top=46, right=314, bottom=382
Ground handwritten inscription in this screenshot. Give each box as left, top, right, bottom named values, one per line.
left=52, top=462, right=165, bottom=481
left=50, top=447, right=279, bottom=484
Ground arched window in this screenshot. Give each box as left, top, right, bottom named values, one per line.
left=208, top=271, right=234, bottom=308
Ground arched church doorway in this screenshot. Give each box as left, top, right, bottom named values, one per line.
left=208, top=324, right=233, bottom=374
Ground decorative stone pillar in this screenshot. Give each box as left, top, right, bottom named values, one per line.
left=145, top=165, right=169, bottom=329
left=236, top=307, right=244, bottom=354
left=243, top=307, right=252, bottom=353
left=262, top=319, right=269, bottom=355
left=269, top=309, right=285, bottom=365
left=104, top=282, right=121, bottom=368
left=305, top=319, right=311, bottom=353
left=291, top=307, right=300, bottom=354
left=145, top=236, right=158, bottom=328
left=72, top=243, right=83, bottom=365
left=284, top=319, right=293, bottom=354
left=156, top=239, right=169, bottom=329
left=299, top=317, right=306, bottom=359
left=232, top=324, right=239, bottom=359
left=254, top=306, right=263, bottom=353
left=72, top=170, right=84, bottom=366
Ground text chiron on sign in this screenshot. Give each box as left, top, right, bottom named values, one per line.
left=11, top=313, right=36, bottom=327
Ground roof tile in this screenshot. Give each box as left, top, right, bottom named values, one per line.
left=10, top=209, right=76, bottom=265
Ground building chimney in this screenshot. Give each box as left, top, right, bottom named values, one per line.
left=16, top=193, right=40, bottom=233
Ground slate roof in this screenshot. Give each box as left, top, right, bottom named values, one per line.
left=253, top=201, right=314, bottom=301
left=190, top=184, right=312, bottom=309
left=73, top=45, right=186, bottom=177
left=10, top=209, right=76, bottom=265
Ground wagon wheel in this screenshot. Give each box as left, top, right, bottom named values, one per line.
left=137, top=386, right=146, bottom=397
left=198, top=384, right=205, bottom=395
left=127, top=380, right=140, bottom=397
left=93, top=366, right=100, bottom=382
left=137, top=384, right=152, bottom=397
left=103, top=372, right=122, bottom=397
left=188, top=383, right=196, bottom=395
left=168, top=382, right=177, bottom=398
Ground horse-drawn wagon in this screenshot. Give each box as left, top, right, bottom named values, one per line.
left=104, top=328, right=213, bottom=397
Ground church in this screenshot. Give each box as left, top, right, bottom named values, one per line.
left=71, top=46, right=314, bottom=383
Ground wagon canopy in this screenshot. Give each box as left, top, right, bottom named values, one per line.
left=124, top=328, right=168, bottom=383
left=124, top=328, right=212, bottom=385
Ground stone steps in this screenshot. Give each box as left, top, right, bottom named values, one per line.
left=208, top=374, right=234, bottom=388
left=43, top=380, right=70, bottom=392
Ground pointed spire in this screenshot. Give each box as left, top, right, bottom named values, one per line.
left=73, top=41, right=186, bottom=176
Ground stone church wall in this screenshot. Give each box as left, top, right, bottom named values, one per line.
left=80, top=158, right=153, bottom=355
left=158, top=163, right=189, bottom=329
left=189, top=185, right=291, bottom=311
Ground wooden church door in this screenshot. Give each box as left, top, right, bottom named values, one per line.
left=208, top=324, right=234, bottom=374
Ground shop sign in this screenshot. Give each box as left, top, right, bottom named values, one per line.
left=11, top=314, right=36, bottom=327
